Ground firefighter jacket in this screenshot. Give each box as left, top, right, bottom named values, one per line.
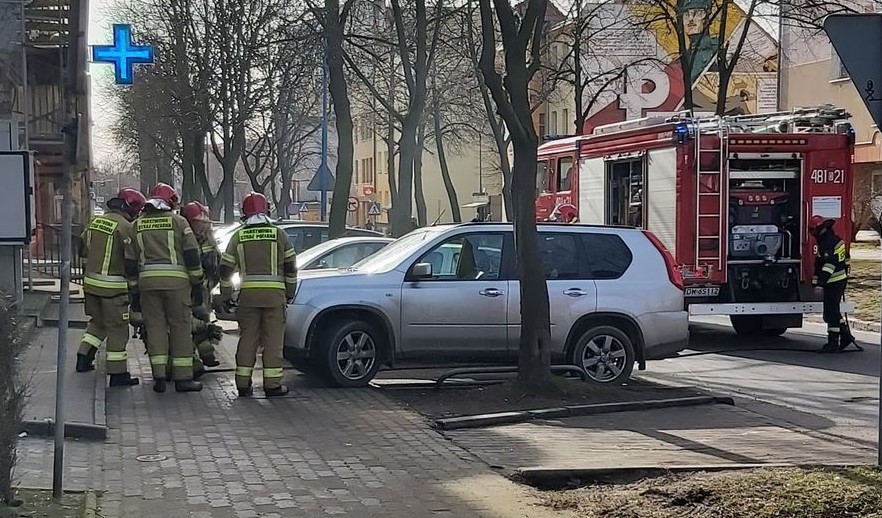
left=80, top=210, right=135, bottom=297
left=129, top=209, right=204, bottom=291
left=196, top=230, right=221, bottom=291
left=813, top=230, right=850, bottom=287
left=219, top=223, right=297, bottom=307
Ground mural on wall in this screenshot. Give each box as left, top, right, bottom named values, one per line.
left=581, top=0, right=778, bottom=133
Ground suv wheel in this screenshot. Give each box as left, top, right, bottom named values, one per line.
left=320, top=320, right=381, bottom=388
left=570, top=326, right=635, bottom=383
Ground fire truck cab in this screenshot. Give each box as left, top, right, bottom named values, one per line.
left=536, top=106, right=856, bottom=335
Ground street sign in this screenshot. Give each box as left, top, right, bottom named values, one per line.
left=363, top=185, right=375, bottom=196
left=347, top=197, right=358, bottom=212
left=824, top=14, right=882, bottom=128
left=367, top=202, right=382, bottom=216
left=307, top=164, right=336, bottom=192
left=96, top=196, right=105, bottom=203
left=91, top=24, right=155, bottom=85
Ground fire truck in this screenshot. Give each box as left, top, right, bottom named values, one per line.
left=536, top=106, right=856, bottom=335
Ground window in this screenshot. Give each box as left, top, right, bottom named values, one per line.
left=561, top=109, right=569, bottom=134
left=414, top=233, right=504, bottom=281
left=831, top=52, right=848, bottom=80
left=537, top=161, right=550, bottom=194
left=580, top=234, right=633, bottom=279
left=315, top=243, right=384, bottom=269
left=538, top=113, right=547, bottom=139
left=606, top=159, right=644, bottom=227
left=538, top=233, right=581, bottom=279
left=557, top=156, right=573, bottom=192
left=366, top=157, right=375, bottom=184
left=550, top=111, right=558, bottom=136
left=355, top=161, right=360, bottom=184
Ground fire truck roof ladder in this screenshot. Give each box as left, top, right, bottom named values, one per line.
left=695, top=116, right=728, bottom=281
left=593, top=105, right=850, bottom=136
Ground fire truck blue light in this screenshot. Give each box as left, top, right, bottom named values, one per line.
left=91, top=24, right=154, bottom=85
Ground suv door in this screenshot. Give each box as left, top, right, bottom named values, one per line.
left=507, top=231, right=597, bottom=355
left=400, top=232, right=509, bottom=358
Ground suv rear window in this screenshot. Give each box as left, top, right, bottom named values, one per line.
left=580, top=233, right=632, bottom=279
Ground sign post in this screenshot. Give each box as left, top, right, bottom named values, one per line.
left=825, top=13, right=882, bottom=466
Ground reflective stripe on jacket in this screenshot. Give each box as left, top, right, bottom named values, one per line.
left=81, top=211, right=133, bottom=297
left=814, top=232, right=849, bottom=286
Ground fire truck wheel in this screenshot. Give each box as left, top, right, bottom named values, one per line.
left=571, top=326, right=635, bottom=384
left=730, top=315, right=786, bottom=337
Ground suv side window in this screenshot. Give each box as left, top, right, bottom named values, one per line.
left=414, top=233, right=505, bottom=281
left=580, top=233, right=632, bottom=279
left=538, top=233, right=582, bottom=279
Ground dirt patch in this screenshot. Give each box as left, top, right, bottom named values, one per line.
left=0, top=489, right=85, bottom=518
left=848, top=259, right=880, bottom=322
left=389, top=377, right=703, bottom=419
left=537, top=467, right=882, bottom=518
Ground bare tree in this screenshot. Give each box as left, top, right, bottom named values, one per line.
left=476, top=0, right=552, bottom=388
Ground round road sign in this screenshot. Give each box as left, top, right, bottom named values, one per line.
left=347, top=197, right=359, bottom=212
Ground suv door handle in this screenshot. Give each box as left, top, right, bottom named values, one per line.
left=563, top=288, right=588, bottom=297
left=479, top=288, right=504, bottom=298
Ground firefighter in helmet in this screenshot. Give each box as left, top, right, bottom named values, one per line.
left=182, top=201, right=222, bottom=371
left=220, top=192, right=297, bottom=397
left=130, top=183, right=208, bottom=393
left=551, top=204, right=579, bottom=224
left=809, top=215, right=856, bottom=353
left=75, top=188, right=146, bottom=387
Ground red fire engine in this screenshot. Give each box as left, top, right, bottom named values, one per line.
left=536, top=106, right=856, bottom=335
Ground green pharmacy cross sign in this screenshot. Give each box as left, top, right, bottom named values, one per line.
left=91, top=24, right=154, bottom=85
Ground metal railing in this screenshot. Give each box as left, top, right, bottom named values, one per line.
left=30, top=223, right=84, bottom=284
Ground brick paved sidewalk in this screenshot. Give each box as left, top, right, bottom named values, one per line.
left=95, top=338, right=567, bottom=518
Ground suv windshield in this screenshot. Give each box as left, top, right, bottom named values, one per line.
left=349, top=228, right=442, bottom=273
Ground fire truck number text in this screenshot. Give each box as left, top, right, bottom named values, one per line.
left=810, top=169, right=844, bottom=184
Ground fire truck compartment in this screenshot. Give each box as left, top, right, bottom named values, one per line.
left=689, top=301, right=855, bottom=316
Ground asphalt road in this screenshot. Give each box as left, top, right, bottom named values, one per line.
left=641, top=316, right=881, bottom=449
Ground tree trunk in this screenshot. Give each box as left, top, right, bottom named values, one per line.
left=434, top=98, right=461, bottom=222
left=386, top=122, right=398, bottom=228
left=511, top=137, right=551, bottom=387
left=394, top=113, right=419, bottom=235
left=193, top=133, right=206, bottom=203
left=413, top=123, right=428, bottom=226
left=222, top=157, right=236, bottom=222
left=181, top=130, right=197, bottom=202
left=326, top=1, right=354, bottom=239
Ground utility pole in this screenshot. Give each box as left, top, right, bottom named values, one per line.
left=319, top=20, right=329, bottom=221
left=54, top=0, right=87, bottom=500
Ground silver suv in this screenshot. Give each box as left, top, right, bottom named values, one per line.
left=285, top=223, right=688, bottom=387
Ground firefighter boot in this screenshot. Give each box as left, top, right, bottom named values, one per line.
left=75, top=348, right=97, bottom=373
left=820, top=332, right=840, bottom=353
left=839, top=326, right=856, bottom=351
left=109, top=372, right=140, bottom=387
left=238, top=383, right=253, bottom=398
left=175, top=380, right=203, bottom=393
left=153, top=378, right=167, bottom=393
left=201, top=354, right=220, bottom=368
left=264, top=385, right=289, bottom=398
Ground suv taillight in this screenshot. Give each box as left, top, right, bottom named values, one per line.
left=643, top=230, right=683, bottom=291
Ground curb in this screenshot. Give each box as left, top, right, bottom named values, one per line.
left=433, top=395, right=735, bottom=431
left=513, top=462, right=858, bottom=487
left=807, top=315, right=880, bottom=333
left=20, top=419, right=107, bottom=440
left=82, top=491, right=97, bottom=518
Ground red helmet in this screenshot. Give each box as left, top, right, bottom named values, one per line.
left=809, top=215, right=835, bottom=234
left=182, top=201, right=210, bottom=223
left=114, top=188, right=146, bottom=217
left=552, top=204, right=578, bottom=223
left=149, top=183, right=180, bottom=208
left=241, top=192, right=269, bottom=217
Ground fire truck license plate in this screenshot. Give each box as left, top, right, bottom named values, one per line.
left=685, top=287, right=720, bottom=297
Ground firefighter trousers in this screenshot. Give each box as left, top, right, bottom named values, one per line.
left=823, top=280, right=847, bottom=336
left=142, top=287, right=194, bottom=381
left=235, top=305, right=285, bottom=390
left=78, top=293, right=130, bottom=374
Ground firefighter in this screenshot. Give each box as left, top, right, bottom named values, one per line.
left=130, top=183, right=208, bottom=393
left=220, top=192, right=296, bottom=398
left=182, top=201, right=221, bottom=370
left=552, top=204, right=579, bottom=224
left=75, top=188, right=146, bottom=387
left=810, top=215, right=856, bottom=353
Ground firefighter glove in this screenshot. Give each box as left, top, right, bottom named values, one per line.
left=191, top=283, right=204, bottom=307
left=192, top=304, right=211, bottom=322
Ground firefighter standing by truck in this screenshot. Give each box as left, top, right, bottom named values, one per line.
left=810, top=215, right=857, bottom=353
left=220, top=192, right=297, bottom=398
left=75, top=188, right=146, bottom=387
left=182, top=201, right=222, bottom=371
left=130, top=183, right=208, bottom=393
